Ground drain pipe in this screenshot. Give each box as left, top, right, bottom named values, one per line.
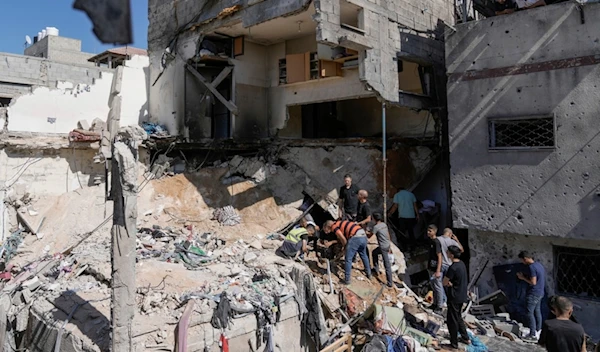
left=382, top=102, right=387, bottom=224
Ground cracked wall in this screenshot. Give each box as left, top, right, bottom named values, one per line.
left=315, top=0, right=450, bottom=103
left=4, top=56, right=149, bottom=134
left=469, top=229, right=600, bottom=340
left=148, top=0, right=452, bottom=138
left=446, top=2, right=600, bottom=239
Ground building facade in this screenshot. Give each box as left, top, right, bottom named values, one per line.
left=147, top=0, right=454, bottom=140
left=446, top=2, right=600, bottom=339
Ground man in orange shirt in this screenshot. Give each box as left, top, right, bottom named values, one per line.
left=323, top=219, right=372, bottom=284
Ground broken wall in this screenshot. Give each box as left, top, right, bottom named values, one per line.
left=0, top=52, right=110, bottom=100
left=315, top=0, right=450, bottom=102
left=446, top=2, right=600, bottom=239
left=469, top=229, right=600, bottom=340
left=148, top=0, right=451, bottom=138
left=4, top=56, right=149, bottom=134
left=148, top=0, right=316, bottom=137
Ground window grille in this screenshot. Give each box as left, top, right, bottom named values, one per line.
left=488, top=116, right=555, bottom=150
left=554, top=246, right=600, bottom=301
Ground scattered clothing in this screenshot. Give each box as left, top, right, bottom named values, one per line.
left=211, top=292, right=233, bottom=330
left=538, top=319, right=586, bottom=352
left=339, top=184, right=360, bottom=219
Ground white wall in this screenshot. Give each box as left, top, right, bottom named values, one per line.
left=7, top=76, right=113, bottom=134
left=120, top=55, right=150, bottom=127
left=6, top=55, right=150, bottom=134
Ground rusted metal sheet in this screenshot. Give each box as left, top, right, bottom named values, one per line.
left=449, top=54, right=600, bottom=83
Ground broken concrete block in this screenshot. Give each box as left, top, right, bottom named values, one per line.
left=23, top=276, right=41, bottom=291
left=243, top=252, right=258, bottom=263
left=249, top=240, right=263, bottom=250
left=15, top=307, right=29, bottom=332
left=22, top=288, right=33, bottom=304
left=78, top=119, right=91, bottom=130
left=474, top=320, right=496, bottom=337
left=91, top=118, right=106, bottom=132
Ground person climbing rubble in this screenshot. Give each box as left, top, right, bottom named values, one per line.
left=323, top=219, right=371, bottom=285
left=275, top=224, right=315, bottom=261
left=365, top=213, right=394, bottom=288
left=443, top=245, right=471, bottom=350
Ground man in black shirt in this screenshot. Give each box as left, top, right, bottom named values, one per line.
left=356, top=190, right=372, bottom=226
left=538, top=296, right=586, bottom=352
left=494, top=0, right=516, bottom=15
left=443, top=245, right=471, bottom=350
left=427, top=225, right=444, bottom=314
left=338, top=174, right=360, bottom=221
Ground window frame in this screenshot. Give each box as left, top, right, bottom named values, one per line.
left=487, top=114, right=557, bottom=151
left=553, top=245, right=600, bottom=302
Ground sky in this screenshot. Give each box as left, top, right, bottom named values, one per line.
left=0, top=0, right=149, bottom=55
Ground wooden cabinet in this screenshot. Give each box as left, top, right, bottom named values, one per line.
left=279, top=52, right=342, bottom=85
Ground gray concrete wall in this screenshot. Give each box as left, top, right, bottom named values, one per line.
left=315, top=0, right=450, bottom=102
left=469, top=229, right=600, bottom=340
left=446, top=2, right=600, bottom=239
left=24, top=36, right=94, bottom=66
left=0, top=52, right=110, bottom=99
left=148, top=0, right=451, bottom=138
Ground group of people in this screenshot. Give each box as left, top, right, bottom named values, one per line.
left=275, top=174, right=590, bottom=351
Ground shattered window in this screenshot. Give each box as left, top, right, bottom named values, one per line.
left=488, top=116, right=555, bottom=150
left=555, top=246, right=600, bottom=300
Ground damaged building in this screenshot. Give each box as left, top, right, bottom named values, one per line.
left=446, top=1, right=600, bottom=340
left=145, top=0, right=455, bottom=231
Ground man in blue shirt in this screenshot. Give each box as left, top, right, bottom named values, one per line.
left=387, top=186, right=419, bottom=246
left=517, top=251, right=546, bottom=341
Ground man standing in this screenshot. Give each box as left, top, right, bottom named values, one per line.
left=443, top=245, right=471, bottom=350
left=517, top=251, right=546, bottom=340
left=438, top=228, right=464, bottom=305
left=366, top=213, right=393, bottom=287
left=323, top=219, right=371, bottom=285
left=356, top=190, right=372, bottom=227
left=538, top=296, right=586, bottom=352
left=388, top=186, right=419, bottom=245
left=338, top=174, right=360, bottom=221
left=276, top=225, right=316, bottom=261
left=427, top=225, right=444, bottom=314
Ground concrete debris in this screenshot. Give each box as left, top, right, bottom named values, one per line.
left=212, top=206, right=242, bottom=226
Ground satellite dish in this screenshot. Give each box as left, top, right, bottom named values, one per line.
left=25, top=35, right=32, bottom=45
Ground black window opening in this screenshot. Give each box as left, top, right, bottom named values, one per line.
left=488, top=116, right=555, bottom=150
left=554, top=246, right=600, bottom=301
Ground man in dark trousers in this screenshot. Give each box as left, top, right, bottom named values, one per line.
left=538, top=296, right=586, bottom=352
left=338, top=174, right=360, bottom=221
left=443, top=245, right=471, bottom=350
left=517, top=250, right=546, bottom=340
